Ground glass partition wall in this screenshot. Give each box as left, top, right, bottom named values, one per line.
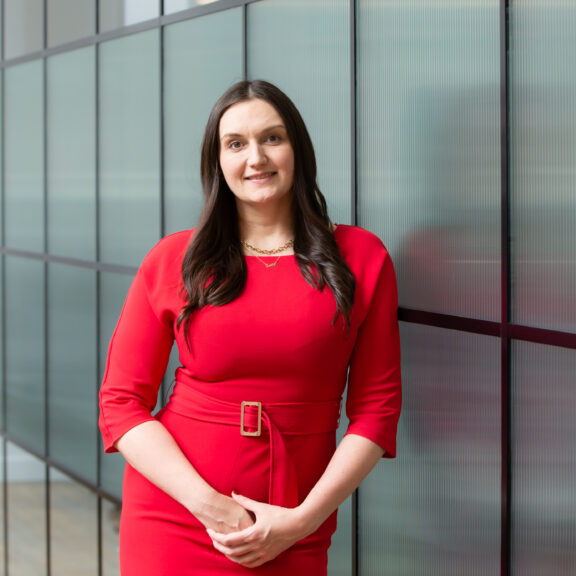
left=0, top=1, right=574, bottom=575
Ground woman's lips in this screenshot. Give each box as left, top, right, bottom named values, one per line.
left=245, top=171, right=276, bottom=181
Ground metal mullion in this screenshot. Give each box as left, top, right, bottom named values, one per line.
left=500, top=1, right=512, bottom=575
left=42, top=0, right=53, bottom=568
left=1, top=0, right=7, bottom=569
left=95, top=25, right=104, bottom=574
left=242, top=3, right=247, bottom=80
left=350, top=0, right=359, bottom=575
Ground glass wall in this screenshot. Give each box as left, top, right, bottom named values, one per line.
left=0, top=1, right=574, bottom=575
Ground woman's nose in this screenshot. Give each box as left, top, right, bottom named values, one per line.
left=247, top=142, right=267, bottom=166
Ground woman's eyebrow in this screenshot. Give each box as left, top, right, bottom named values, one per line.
left=220, top=124, right=286, bottom=141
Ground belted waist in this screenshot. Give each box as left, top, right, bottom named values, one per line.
left=164, top=383, right=341, bottom=508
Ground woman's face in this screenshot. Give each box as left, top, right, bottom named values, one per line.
left=218, top=98, right=295, bottom=213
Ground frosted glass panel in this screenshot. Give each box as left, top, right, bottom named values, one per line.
left=357, top=1, right=500, bottom=319
left=99, top=0, right=159, bottom=33
left=164, top=8, right=243, bottom=235
left=4, top=0, right=43, bottom=59
left=48, top=0, right=95, bottom=47
left=512, top=343, right=576, bottom=575
left=99, top=272, right=134, bottom=498
left=247, top=0, right=351, bottom=225
left=48, top=265, right=97, bottom=483
left=7, top=443, right=46, bottom=575
left=47, top=47, right=97, bottom=260
left=99, top=30, right=161, bottom=266
left=5, top=258, right=45, bottom=454
left=5, top=61, right=44, bottom=252
left=510, top=2, right=576, bottom=331
left=360, top=325, right=500, bottom=575
left=50, top=472, right=98, bottom=576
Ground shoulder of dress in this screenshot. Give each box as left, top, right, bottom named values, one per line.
left=335, top=224, right=389, bottom=260
left=141, top=229, right=194, bottom=268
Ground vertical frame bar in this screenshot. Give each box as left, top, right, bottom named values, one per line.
left=499, top=1, right=511, bottom=575
left=350, top=0, right=358, bottom=574
left=241, top=3, right=247, bottom=81
left=42, top=1, right=53, bottom=573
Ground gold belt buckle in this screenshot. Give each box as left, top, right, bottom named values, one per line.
left=240, top=401, right=262, bottom=437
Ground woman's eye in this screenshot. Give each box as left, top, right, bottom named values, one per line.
left=266, top=134, right=280, bottom=144
left=228, top=141, right=243, bottom=150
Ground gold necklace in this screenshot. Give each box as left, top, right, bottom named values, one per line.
left=253, top=255, right=282, bottom=268
left=240, top=238, right=294, bottom=255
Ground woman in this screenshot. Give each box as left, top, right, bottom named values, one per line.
left=99, top=80, right=401, bottom=575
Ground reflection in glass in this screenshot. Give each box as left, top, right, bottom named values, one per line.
left=50, top=470, right=98, bottom=576
left=5, top=258, right=45, bottom=454
left=48, top=264, right=97, bottom=482
left=164, top=0, right=220, bottom=15
left=4, top=0, right=43, bottom=59
left=360, top=325, right=501, bottom=575
left=511, top=2, right=576, bottom=332
left=164, top=8, right=243, bottom=235
left=247, top=0, right=351, bottom=226
left=102, top=498, right=122, bottom=576
left=357, top=0, right=500, bottom=320
left=99, top=272, right=134, bottom=498
left=47, top=0, right=94, bottom=47
left=99, top=0, right=159, bottom=33
left=512, top=343, right=576, bottom=575
left=47, top=47, right=97, bottom=260
left=99, top=30, right=161, bottom=267
left=5, top=60, right=44, bottom=252
left=7, top=443, right=46, bottom=574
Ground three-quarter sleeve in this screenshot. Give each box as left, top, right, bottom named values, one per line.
left=345, top=250, right=402, bottom=458
left=99, top=259, right=175, bottom=453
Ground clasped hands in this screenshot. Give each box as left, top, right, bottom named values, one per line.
left=206, top=492, right=309, bottom=568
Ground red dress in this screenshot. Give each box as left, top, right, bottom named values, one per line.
left=99, top=225, right=401, bottom=575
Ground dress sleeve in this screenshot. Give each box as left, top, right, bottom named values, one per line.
left=99, top=260, right=175, bottom=453
left=345, top=251, right=402, bottom=458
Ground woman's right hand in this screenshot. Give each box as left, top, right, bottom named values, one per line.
left=194, top=491, right=254, bottom=534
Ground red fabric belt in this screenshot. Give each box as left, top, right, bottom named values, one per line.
left=164, top=383, right=341, bottom=508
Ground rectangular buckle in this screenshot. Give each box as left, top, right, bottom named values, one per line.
left=240, top=401, right=262, bottom=437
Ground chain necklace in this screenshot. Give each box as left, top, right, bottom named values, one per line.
left=252, top=255, right=282, bottom=268
left=240, top=238, right=294, bottom=255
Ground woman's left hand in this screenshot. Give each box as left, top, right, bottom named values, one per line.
left=206, top=492, right=311, bottom=568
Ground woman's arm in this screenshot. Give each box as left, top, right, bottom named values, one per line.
left=116, top=420, right=254, bottom=534
left=207, top=433, right=383, bottom=567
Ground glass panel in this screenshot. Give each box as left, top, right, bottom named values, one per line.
left=47, top=47, right=97, bottom=260
left=164, top=0, right=221, bottom=14
left=5, top=258, right=45, bottom=454
left=4, top=0, right=43, bottom=59
left=7, top=443, right=46, bottom=574
left=99, top=30, right=161, bottom=267
left=247, top=0, right=351, bottom=225
left=5, top=61, right=44, bottom=252
left=99, top=0, right=159, bottom=33
left=102, top=498, right=121, bottom=576
left=99, top=272, right=133, bottom=498
left=510, top=2, right=576, bottom=332
left=48, top=0, right=95, bottom=47
left=50, top=470, right=98, bottom=576
left=48, top=264, right=97, bottom=483
left=357, top=0, right=500, bottom=319
left=512, top=342, right=576, bottom=575
left=360, top=325, right=501, bottom=575
left=164, top=8, right=243, bottom=235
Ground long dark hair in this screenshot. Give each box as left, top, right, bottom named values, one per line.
left=178, top=80, right=355, bottom=336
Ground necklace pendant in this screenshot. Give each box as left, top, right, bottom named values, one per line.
left=265, top=261, right=277, bottom=268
